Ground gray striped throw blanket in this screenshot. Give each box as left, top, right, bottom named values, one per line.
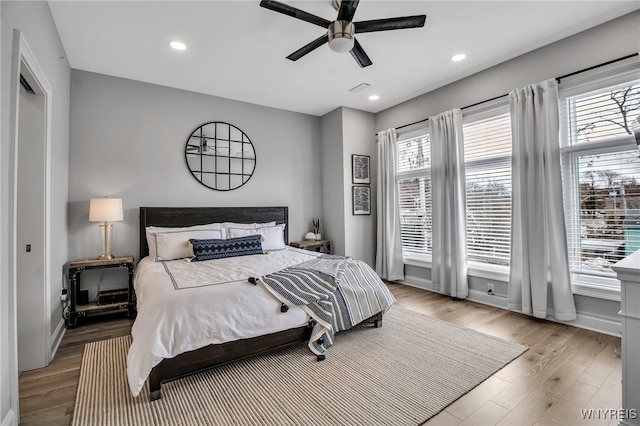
left=260, top=255, right=395, bottom=356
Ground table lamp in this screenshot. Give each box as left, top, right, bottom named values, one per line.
left=89, top=197, right=123, bottom=260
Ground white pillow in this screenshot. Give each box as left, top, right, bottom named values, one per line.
left=222, top=221, right=276, bottom=230
left=227, top=224, right=286, bottom=251
left=154, top=229, right=225, bottom=261
left=146, top=223, right=223, bottom=234
left=146, top=223, right=224, bottom=259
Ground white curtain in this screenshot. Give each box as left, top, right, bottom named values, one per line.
left=375, top=129, right=405, bottom=281
left=508, top=79, right=577, bottom=321
left=430, top=110, right=468, bottom=298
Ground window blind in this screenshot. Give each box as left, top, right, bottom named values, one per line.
left=560, top=80, right=640, bottom=280
left=463, top=113, right=512, bottom=266
left=397, top=135, right=432, bottom=256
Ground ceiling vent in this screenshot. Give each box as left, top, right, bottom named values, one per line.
left=349, top=83, right=371, bottom=93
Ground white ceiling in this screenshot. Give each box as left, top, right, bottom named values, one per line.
left=48, top=1, right=639, bottom=116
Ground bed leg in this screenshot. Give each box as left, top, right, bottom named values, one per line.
left=373, top=312, right=383, bottom=328
left=150, top=388, right=161, bottom=401
left=149, top=371, right=162, bottom=401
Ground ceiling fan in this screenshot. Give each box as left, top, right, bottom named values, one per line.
left=259, top=0, right=426, bottom=68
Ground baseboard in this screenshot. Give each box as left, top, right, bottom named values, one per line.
left=467, top=289, right=509, bottom=309
left=1, top=408, right=16, bottom=426
left=468, top=289, right=621, bottom=337
left=556, top=312, right=621, bottom=338
left=397, top=275, right=432, bottom=291
left=395, top=281, right=621, bottom=337
left=50, top=317, right=66, bottom=360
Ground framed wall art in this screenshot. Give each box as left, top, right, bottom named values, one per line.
left=352, top=154, right=370, bottom=184
left=352, top=186, right=371, bottom=215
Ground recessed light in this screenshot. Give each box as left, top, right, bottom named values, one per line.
left=451, top=53, right=466, bottom=62
left=170, top=41, right=187, bottom=51
left=369, top=94, right=380, bottom=101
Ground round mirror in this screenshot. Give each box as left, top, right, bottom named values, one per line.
left=184, top=122, right=256, bottom=191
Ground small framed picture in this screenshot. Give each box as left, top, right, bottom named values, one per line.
left=353, top=186, right=371, bottom=215
left=352, top=154, right=370, bottom=184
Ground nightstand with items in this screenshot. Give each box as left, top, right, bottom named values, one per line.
left=289, top=240, right=331, bottom=254
left=66, top=255, right=136, bottom=328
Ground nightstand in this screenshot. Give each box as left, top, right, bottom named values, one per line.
left=289, top=240, right=331, bottom=254
left=66, top=255, right=135, bottom=328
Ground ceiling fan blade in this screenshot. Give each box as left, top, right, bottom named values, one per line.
left=355, top=15, right=426, bottom=33
left=287, top=33, right=329, bottom=61
left=337, top=0, right=359, bottom=22
left=349, top=39, right=372, bottom=68
left=260, top=0, right=331, bottom=28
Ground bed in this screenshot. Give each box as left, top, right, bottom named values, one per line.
left=131, top=206, right=394, bottom=401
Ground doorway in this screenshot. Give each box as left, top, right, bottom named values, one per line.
left=16, top=74, right=48, bottom=371
left=8, top=31, right=53, bottom=422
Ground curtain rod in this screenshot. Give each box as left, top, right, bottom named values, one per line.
left=384, top=52, right=639, bottom=134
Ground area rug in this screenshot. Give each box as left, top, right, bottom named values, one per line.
left=72, top=306, right=527, bottom=426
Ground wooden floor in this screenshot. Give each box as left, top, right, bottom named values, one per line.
left=390, top=284, right=623, bottom=426
left=18, top=315, right=133, bottom=426
left=18, top=284, right=621, bottom=426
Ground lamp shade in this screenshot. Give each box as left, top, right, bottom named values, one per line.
left=89, top=198, right=123, bottom=222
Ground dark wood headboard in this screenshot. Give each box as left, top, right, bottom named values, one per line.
left=139, top=206, right=289, bottom=260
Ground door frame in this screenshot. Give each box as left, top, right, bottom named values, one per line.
left=7, top=29, right=53, bottom=422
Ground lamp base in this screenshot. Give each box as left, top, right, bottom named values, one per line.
left=97, top=222, right=114, bottom=261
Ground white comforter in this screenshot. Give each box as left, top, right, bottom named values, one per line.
left=127, top=247, right=320, bottom=396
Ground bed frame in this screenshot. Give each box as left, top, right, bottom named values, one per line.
left=138, top=206, right=382, bottom=401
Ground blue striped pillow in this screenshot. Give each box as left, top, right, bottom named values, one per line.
left=190, top=235, right=263, bottom=261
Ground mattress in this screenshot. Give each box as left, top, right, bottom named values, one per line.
left=127, top=247, right=320, bottom=396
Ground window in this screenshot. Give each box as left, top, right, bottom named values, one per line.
left=560, top=80, right=640, bottom=287
left=463, top=113, right=512, bottom=267
left=397, top=134, right=431, bottom=258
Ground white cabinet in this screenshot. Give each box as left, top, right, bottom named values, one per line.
left=612, top=250, right=640, bottom=426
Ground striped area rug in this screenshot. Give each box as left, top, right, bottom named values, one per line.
left=72, top=307, right=527, bottom=426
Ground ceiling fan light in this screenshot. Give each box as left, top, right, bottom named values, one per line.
left=328, top=36, right=354, bottom=53
left=328, top=20, right=355, bottom=53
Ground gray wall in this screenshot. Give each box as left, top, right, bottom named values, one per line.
left=68, top=70, right=323, bottom=270
left=1, top=0, right=70, bottom=422
left=375, top=10, right=640, bottom=334
left=320, top=108, right=345, bottom=257
left=1, top=12, right=6, bottom=424
left=342, top=108, right=376, bottom=267
left=320, top=107, right=377, bottom=267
